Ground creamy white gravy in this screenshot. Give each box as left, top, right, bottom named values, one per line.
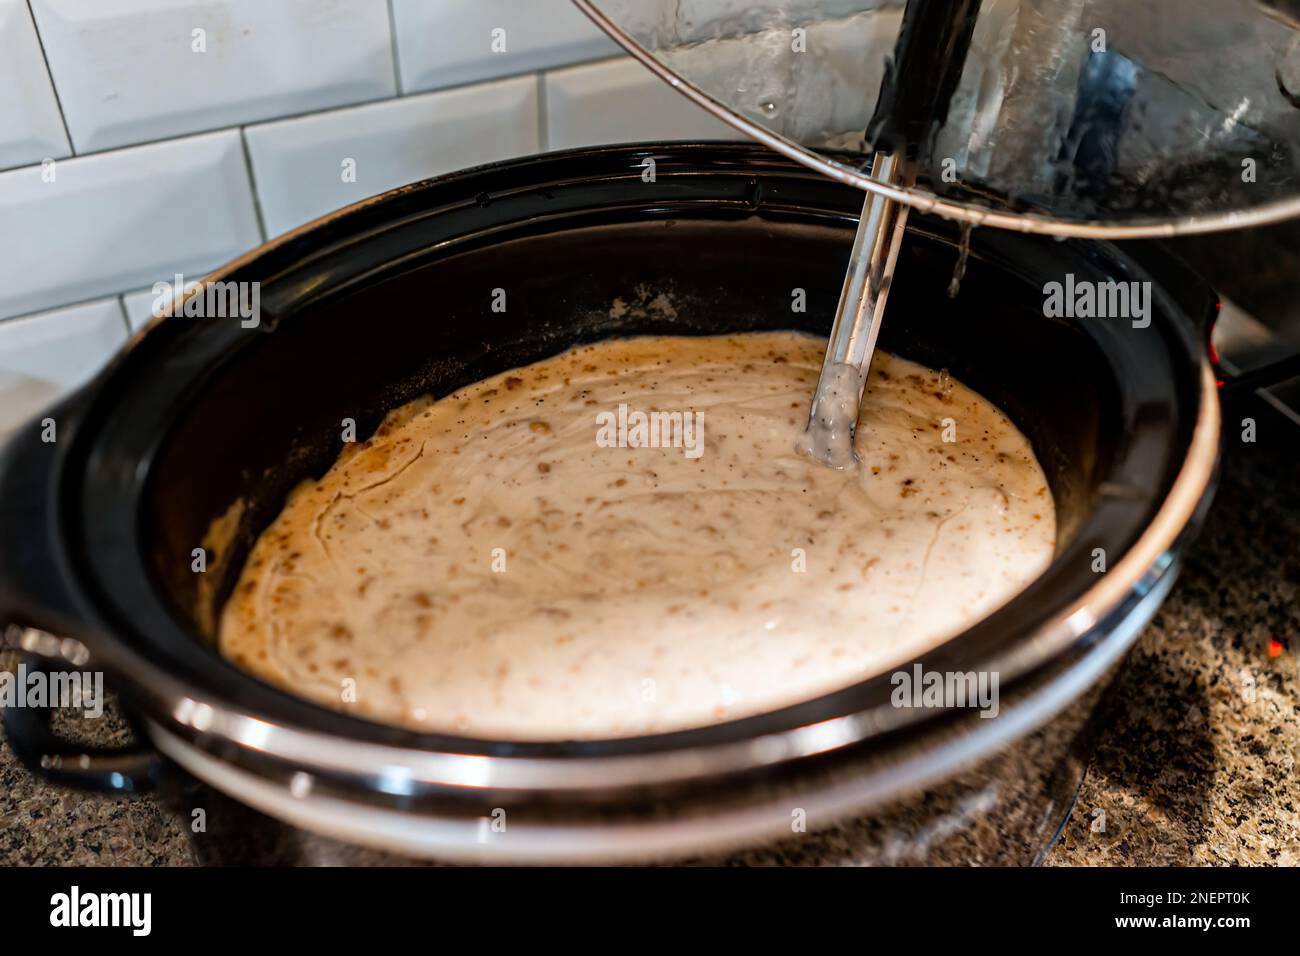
left=218, top=332, right=1055, bottom=740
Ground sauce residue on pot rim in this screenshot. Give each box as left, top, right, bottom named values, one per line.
left=217, top=331, right=1055, bottom=740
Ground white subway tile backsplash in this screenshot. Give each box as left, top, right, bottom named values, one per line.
left=0, top=297, right=127, bottom=437
left=0, top=12, right=752, bottom=352
left=0, top=129, right=261, bottom=320
left=0, top=0, right=71, bottom=170
left=122, top=278, right=203, bottom=331
left=30, top=0, right=397, bottom=153
left=121, top=288, right=156, bottom=332
left=545, top=58, right=742, bottom=150
left=245, top=75, right=539, bottom=237
left=391, top=0, right=616, bottom=94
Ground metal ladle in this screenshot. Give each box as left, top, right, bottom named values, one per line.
left=798, top=0, right=983, bottom=468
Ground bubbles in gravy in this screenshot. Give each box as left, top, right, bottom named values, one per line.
left=218, top=332, right=1055, bottom=740
left=795, top=361, right=866, bottom=469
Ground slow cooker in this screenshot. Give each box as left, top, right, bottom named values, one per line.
left=0, top=143, right=1220, bottom=862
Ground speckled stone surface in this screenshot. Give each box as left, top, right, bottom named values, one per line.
left=1045, top=397, right=1300, bottom=866
left=0, top=695, right=195, bottom=866
left=1, top=397, right=1296, bottom=866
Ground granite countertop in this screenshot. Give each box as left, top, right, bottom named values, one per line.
left=1045, top=395, right=1300, bottom=865
left=1, top=394, right=1296, bottom=866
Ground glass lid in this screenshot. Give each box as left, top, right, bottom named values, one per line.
left=576, top=0, right=1300, bottom=237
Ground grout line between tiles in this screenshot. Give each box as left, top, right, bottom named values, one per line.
left=115, top=294, right=133, bottom=335
left=24, top=0, right=77, bottom=155
left=238, top=127, right=270, bottom=242
left=536, top=72, right=549, bottom=151
left=385, top=0, right=404, bottom=95
left=0, top=291, right=132, bottom=327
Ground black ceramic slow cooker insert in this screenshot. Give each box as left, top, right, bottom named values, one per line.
left=0, top=143, right=1220, bottom=861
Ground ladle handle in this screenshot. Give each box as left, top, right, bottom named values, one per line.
left=867, top=0, right=984, bottom=158
left=824, top=153, right=912, bottom=384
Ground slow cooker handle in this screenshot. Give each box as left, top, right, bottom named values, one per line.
left=0, top=390, right=165, bottom=794
left=2, top=644, right=161, bottom=794
left=0, top=390, right=96, bottom=634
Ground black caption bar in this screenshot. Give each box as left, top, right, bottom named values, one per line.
left=0, top=866, right=1282, bottom=941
